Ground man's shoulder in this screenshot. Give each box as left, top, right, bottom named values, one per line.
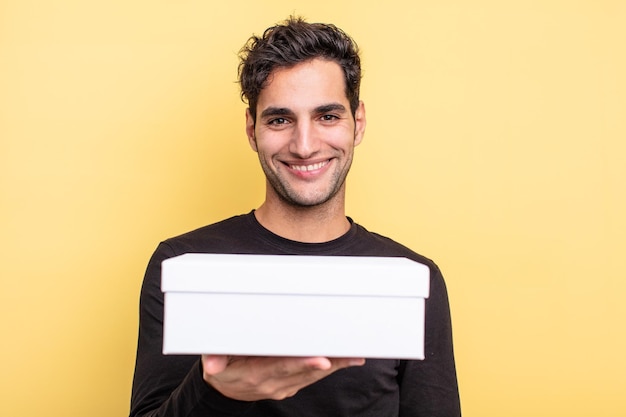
left=160, top=212, right=254, bottom=255
left=352, top=223, right=438, bottom=270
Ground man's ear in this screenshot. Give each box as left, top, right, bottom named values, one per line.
left=353, top=100, right=366, bottom=147
left=245, top=108, right=257, bottom=152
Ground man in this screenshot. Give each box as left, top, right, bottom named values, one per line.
left=130, top=16, right=461, bottom=417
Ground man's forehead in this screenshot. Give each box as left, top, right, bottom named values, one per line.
left=256, top=59, right=349, bottom=112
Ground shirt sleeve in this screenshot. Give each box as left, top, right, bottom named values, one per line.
left=397, top=264, right=461, bottom=417
left=129, top=242, right=254, bottom=417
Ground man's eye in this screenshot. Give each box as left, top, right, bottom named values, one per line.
left=269, top=117, right=288, bottom=125
left=321, top=114, right=339, bottom=121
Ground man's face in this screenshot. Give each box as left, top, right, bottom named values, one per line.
left=246, top=58, right=366, bottom=208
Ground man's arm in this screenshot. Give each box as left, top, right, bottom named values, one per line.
left=130, top=242, right=254, bottom=417
left=397, top=264, right=461, bottom=417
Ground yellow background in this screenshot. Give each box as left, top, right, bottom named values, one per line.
left=1, top=1, right=624, bottom=416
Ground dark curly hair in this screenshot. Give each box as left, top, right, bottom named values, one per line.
left=238, top=16, right=362, bottom=122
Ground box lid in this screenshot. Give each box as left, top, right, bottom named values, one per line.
left=161, top=253, right=429, bottom=298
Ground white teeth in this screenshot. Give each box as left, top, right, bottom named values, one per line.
left=291, top=161, right=327, bottom=172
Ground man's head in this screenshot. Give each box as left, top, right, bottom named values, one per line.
left=238, top=16, right=361, bottom=123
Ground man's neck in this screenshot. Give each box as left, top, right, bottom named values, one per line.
left=254, top=197, right=350, bottom=243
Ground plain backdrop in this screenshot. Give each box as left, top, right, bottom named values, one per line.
left=1, top=1, right=625, bottom=416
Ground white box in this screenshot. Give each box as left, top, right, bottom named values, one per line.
left=162, top=253, right=430, bottom=359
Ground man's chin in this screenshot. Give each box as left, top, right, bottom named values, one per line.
left=278, top=191, right=336, bottom=208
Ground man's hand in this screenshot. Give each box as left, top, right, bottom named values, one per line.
left=202, top=355, right=366, bottom=401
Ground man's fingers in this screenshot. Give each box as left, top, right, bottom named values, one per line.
left=268, top=356, right=364, bottom=376
left=204, top=355, right=364, bottom=377
left=289, top=356, right=332, bottom=372
left=202, top=354, right=231, bottom=375
left=267, top=358, right=366, bottom=400
left=202, top=355, right=367, bottom=401
left=324, top=357, right=366, bottom=372
left=333, top=357, right=366, bottom=368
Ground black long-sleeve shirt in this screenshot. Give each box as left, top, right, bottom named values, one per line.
left=130, top=212, right=461, bottom=416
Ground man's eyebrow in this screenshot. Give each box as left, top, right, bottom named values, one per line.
left=259, top=103, right=347, bottom=119
left=259, top=107, right=294, bottom=119
left=314, top=103, right=347, bottom=114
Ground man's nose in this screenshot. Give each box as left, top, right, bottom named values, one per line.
left=289, top=121, right=320, bottom=158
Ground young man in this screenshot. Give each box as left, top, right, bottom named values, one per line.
left=130, top=17, right=461, bottom=417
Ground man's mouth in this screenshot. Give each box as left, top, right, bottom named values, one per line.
left=289, top=160, right=329, bottom=172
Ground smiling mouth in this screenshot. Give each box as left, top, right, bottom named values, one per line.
left=289, top=160, right=329, bottom=172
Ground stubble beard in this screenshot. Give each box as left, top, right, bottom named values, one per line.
left=259, top=152, right=354, bottom=209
